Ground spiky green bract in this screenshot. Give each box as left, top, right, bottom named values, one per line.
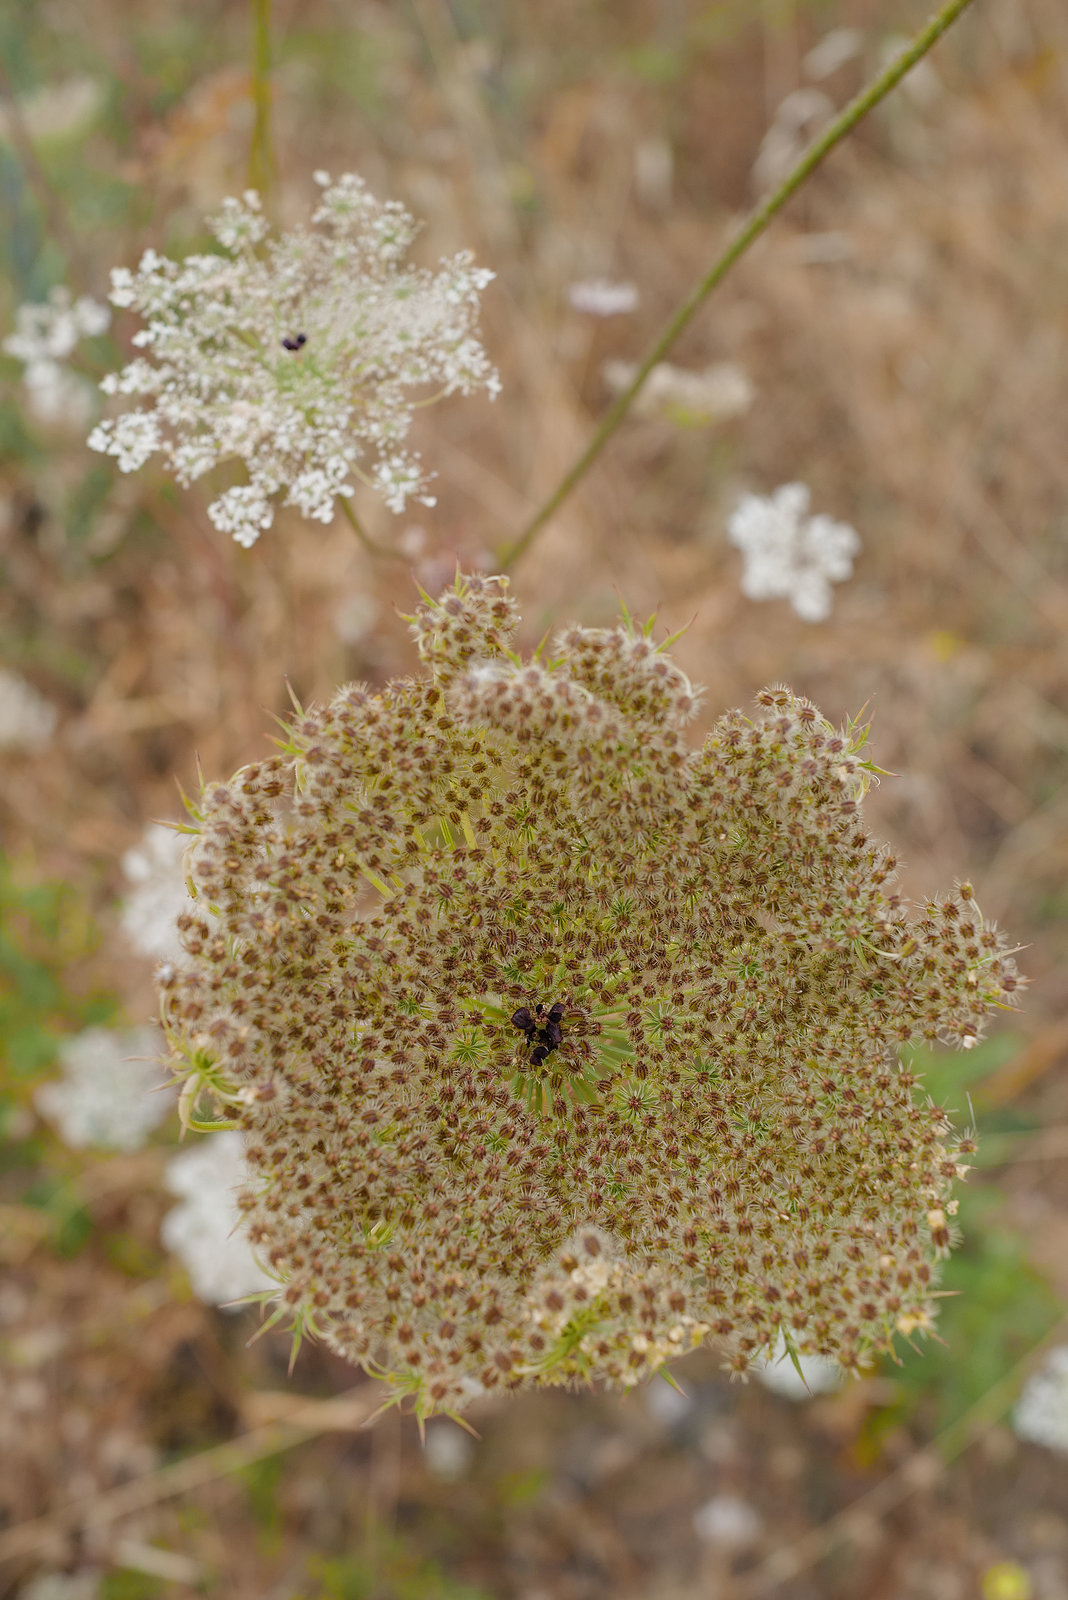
left=159, top=573, right=1021, bottom=1419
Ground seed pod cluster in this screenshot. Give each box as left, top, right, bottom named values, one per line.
left=160, top=573, right=1021, bottom=1419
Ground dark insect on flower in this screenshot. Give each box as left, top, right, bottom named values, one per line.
left=512, top=1002, right=566, bottom=1065
left=281, top=333, right=307, bottom=352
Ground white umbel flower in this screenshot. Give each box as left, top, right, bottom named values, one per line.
left=162, top=1133, right=273, bottom=1307
left=88, top=173, right=499, bottom=548
left=121, top=823, right=192, bottom=963
left=1013, top=1346, right=1068, bottom=1456
left=35, top=1026, right=172, bottom=1150
left=727, top=482, right=859, bottom=623
left=0, top=668, right=59, bottom=750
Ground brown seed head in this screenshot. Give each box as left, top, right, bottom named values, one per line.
left=160, top=573, right=1022, bottom=1418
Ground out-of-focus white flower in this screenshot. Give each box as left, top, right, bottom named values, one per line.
left=4, top=286, right=109, bottom=433
left=161, top=1133, right=274, bottom=1308
left=602, top=359, right=753, bottom=425
left=753, top=1330, right=844, bottom=1399
left=0, top=75, right=105, bottom=144
left=1013, top=1346, right=1068, bottom=1456
left=0, top=668, right=59, bottom=750
left=422, top=1422, right=476, bottom=1480
left=121, top=823, right=192, bottom=964
left=88, top=173, right=499, bottom=549
left=333, top=593, right=380, bottom=646
left=803, top=28, right=863, bottom=81
left=727, top=482, right=859, bottom=623
left=645, top=1374, right=694, bottom=1426
left=878, top=35, right=943, bottom=107
left=18, top=1572, right=101, bottom=1600
left=752, top=88, right=835, bottom=193
left=4, top=288, right=108, bottom=366
left=634, top=136, right=674, bottom=212
left=35, top=1027, right=172, bottom=1151
left=23, top=362, right=97, bottom=428
left=693, top=1494, right=762, bottom=1548
left=568, top=279, right=640, bottom=317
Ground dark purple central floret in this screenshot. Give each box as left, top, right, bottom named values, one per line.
left=511, top=1001, right=566, bottom=1065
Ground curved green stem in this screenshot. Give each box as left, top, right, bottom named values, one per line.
left=337, top=495, right=399, bottom=559
left=249, top=0, right=276, bottom=201
left=496, top=0, right=979, bottom=573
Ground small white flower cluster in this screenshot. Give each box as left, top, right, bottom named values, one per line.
left=120, top=822, right=191, bottom=964
left=35, top=1026, right=172, bottom=1151
left=161, top=1133, right=274, bottom=1307
left=0, top=668, right=59, bottom=750
left=3, top=286, right=109, bottom=429
left=727, top=482, right=860, bottom=623
left=568, top=278, right=639, bottom=317
left=88, top=172, right=499, bottom=548
left=1013, top=1346, right=1068, bottom=1456
left=753, top=1330, right=844, bottom=1399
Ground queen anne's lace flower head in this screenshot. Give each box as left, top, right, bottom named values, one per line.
left=88, top=173, right=499, bottom=548
left=160, top=573, right=1020, bottom=1420
left=728, top=482, right=860, bottom=623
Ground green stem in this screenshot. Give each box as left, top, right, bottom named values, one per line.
left=249, top=0, right=276, bottom=201
left=337, top=495, right=398, bottom=559
left=496, top=0, right=979, bottom=573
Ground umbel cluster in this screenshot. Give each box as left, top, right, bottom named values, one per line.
left=161, top=574, right=1021, bottom=1419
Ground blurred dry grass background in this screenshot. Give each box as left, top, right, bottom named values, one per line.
left=2, top=0, right=1068, bottom=1596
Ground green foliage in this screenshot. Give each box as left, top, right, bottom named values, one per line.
left=906, top=1032, right=1023, bottom=1119
left=65, top=459, right=119, bottom=548
left=300, top=1539, right=493, bottom=1600
left=888, top=1185, right=1060, bottom=1430
left=492, top=1466, right=550, bottom=1510
left=98, top=1569, right=166, bottom=1600
left=884, top=1036, right=1060, bottom=1428
left=614, top=44, right=685, bottom=86
left=0, top=851, right=115, bottom=1129
left=238, top=1454, right=286, bottom=1553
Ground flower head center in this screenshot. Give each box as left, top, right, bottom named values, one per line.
left=511, top=1001, right=566, bottom=1067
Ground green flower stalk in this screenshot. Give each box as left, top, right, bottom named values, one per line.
left=160, top=574, right=1021, bottom=1419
